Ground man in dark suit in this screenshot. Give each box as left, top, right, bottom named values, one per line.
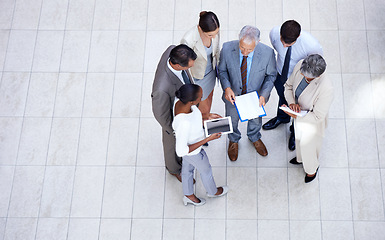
left=151, top=44, right=197, bottom=181
left=218, top=25, right=277, bottom=161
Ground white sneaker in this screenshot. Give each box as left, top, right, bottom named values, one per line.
left=183, top=196, right=206, bottom=206
left=207, top=186, right=229, bottom=198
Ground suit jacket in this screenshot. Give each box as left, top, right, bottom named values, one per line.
left=181, top=26, right=220, bottom=79
left=218, top=40, right=277, bottom=102
left=151, top=45, right=193, bottom=133
left=284, top=60, right=334, bottom=136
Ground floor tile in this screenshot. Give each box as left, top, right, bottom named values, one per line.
left=0, top=30, right=10, bottom=71
left=132, top=167, right=165, bottom=218
left=258, top=220, right=289, bottom=240
left=32, top=31, right=64, bottom=72
left=143, top=31, right=173, bottom=72
left=337, top=0, right=366, bottom=30
left=8, top=166, right=45, bottom=217
left=17, top=118, right=51, bottom=165
left=4, top=30, right=36, bottom=71
left=255, top=0, right=283, bottom=31
left=139, top=72, right=154, bottom=118
left=77, top=118, right=110, bottom=165
left=325, top=74, right=344, bottom=119
left=321, top=221, right=354, bottom=240
left=70, top=167, right=105, bottom=217
left=54, top=73, right=86, bottom=117
left=202, top=136, right=227, bottom=167
left=0, top=218, right=5, bottom=240
left=257, top=168, right=288, bottom=220
left=116, top=31, right=146, bottom=73
left=35, top=218, right=68, bottom=240
left=4, top=218, right=37, bottom=240
left=377, top=120, right=385, bottom=168
left=120, top=0, right=148, bottom=30
left=0, top=0, right=15, bottom=29
left=226, top=220, right=258, bottom=240
left=111, top=73, right=142, bottom=117
left=93, top=0, right=121, bottom=30
left=354, top=221, right=385, bottom=240
left=99, top=219, right=131, bottom=240
left=82, top=73, right=114, bottom=117
left=290, top=220, right=321, bottom=240
left=60, top=31, right=91, bottom=72
left=364, top=0, right=385, bottom=30
left=88, top=31, right=119, bottom=72
left=174, top=1, right=200, bottom=31
left=227, top=167, right=257, bottom=219
left=309, top=0, right=338, bottom=30
left=67, top=218, right=100, bottom=240
left=147, top=0, right=174, bottom=31
left=25, top=73, right=58, bottom=117
left=346, top=119, right=378, bottom=168
left=0, top=80, right=20, bottom=119
left=66, top=0, right=96, bottom=30
left=101, top=167, right=135, bottom=218
left=283, top=0, right=310, bottom=31
left=195, top=219, right=225, bottom=240
left=0, top=117, right=23, bottom=165
left=39, top=0, right=69, bottom=30
left=371, top=74, right=385, bottom=119
left=339, top=31, right=370, bottom=73
left=342, top=74, right=374, bottom=119
left=311, top=31, right=341, bottom=73
left=319, top=168, right=352, bottom=220
left=228, top=0, right=255, bottom=31
left=39, top=166, right=75, bottom=217
left=12, top=0, right=42, bottom=30
left=258, top=125, right=288, bottom=168
left=107, top=118, right=139, bottom=166
left=0, top=167, right=14, bottom=217
left=319, top=119, right=349, bottom=168
left=46, top=118, right=81, bottom=165
left=163, top=219, right=194, bottom=240
left=131, top=219, right=162, bottom=240
left=288, top=168, right=321, bottom=220
left=350, top=169, right=384, bottom=220
left=367, top=31, right=385, bottom=73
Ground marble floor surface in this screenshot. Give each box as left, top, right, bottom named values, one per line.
left=0, top=0, right=385, bottom=239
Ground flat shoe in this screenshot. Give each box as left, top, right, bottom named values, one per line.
left=305, top=168, right=319, bottom=183
left=289, top=157, right=302, bottom=165
left=207, top=186, right=229, bottom=198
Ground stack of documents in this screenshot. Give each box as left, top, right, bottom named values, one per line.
left=234, top=91, right=266, bottom=122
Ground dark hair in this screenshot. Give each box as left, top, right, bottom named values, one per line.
left=199, top=11, right=220, bottom=32
left=280, top=20, right=301, bottom=44
left=175, top=84, right=201, bottom=104
left=169, top=44, right=197, bottom=67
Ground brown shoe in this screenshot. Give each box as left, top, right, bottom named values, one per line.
left=253, top=139, right=268, bottom=156
left=170, top=173, right=195, bottom=184
left=228, top=141, right=238, bottom=161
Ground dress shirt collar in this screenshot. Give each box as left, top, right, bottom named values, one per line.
left=167, top=58, right=184, bottom=83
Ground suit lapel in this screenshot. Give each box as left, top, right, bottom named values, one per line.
left=231, top=42, right=242, bottom=85
left=195, top=27, right=208, bottom=61
left=248, top=44, right=261, bottom=83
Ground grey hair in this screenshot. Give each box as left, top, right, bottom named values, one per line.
left=300, top=54, right=327, bottom=78
left=239, top=25, right=260, bottom=44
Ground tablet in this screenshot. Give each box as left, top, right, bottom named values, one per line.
left=203, top=116, right=233, bottom=137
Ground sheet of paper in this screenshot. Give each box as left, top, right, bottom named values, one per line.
left=279, top=106, right=308, bottom=117
left=234, top=91, right=266, bottom=121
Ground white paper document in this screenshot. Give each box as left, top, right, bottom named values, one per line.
left=279, top=106, right=308, bottom=117
left=234, top=91, right=266, bottom=122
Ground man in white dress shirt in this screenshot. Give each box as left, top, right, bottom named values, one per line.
left=262, top=20, right=323, bottom=151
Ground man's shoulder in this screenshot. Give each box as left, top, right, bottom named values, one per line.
left=222, top=40, right=239, bottom=50
left=256, top=42, right=274, bottom=54
left=298, top=31, right=321, bottom=48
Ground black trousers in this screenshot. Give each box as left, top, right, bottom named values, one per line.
left=274, top=74, right=294, bottom=135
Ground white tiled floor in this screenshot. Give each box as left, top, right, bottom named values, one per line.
left=0, top=0, right=384, bottom=239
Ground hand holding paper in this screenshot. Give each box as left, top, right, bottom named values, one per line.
left=279, top=105, right=308, bottom=117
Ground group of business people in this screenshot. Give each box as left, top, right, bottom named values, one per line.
left=151, top=11, right=334, bottom=206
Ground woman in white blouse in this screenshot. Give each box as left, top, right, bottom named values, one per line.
left=173, top=84, right=228, bottom=206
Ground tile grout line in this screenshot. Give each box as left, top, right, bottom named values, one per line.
left=65, top=0, right=97, bottom=239
left=1, top=0, right=19, bottom=238
left=129, top=0, right=150, bottom=238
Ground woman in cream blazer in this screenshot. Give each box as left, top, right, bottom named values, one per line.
left=181, top=11, right=220, bottom=120
left=283, top=54, right=334, bottom=183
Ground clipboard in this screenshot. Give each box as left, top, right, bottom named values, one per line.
left=234, top=91, right=266, bottom=122
left=203, top=116, right=233, bottom=137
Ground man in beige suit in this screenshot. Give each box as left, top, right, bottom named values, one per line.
left=282, top=54, right=333, bottom=183
left=151, top=44, right=197, bottom=181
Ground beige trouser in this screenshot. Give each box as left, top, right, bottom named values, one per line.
left=294, top=120, right=323, bottom=175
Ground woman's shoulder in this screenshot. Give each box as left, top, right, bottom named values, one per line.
left=181, top=26, right=199, bottom=44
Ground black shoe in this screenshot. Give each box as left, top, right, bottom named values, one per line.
left=262, top=117, right=289, bottom=130
left=305, top=168, right=319, bottom=183
left=288, top=132, right=295, bottom=151
left=289, top=157, right=301, bottom=165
